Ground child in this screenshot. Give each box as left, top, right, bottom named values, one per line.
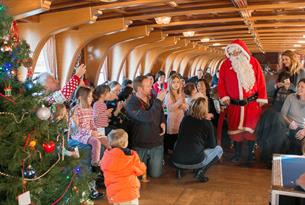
left=53, top=104, right=79, bottom=158
left=101, top=129, right=146, bottom=205
left=164, top=74, right=187, bottom=153
left=93, top=84, right=113, bottom=137
left=70, top=87, right=106, bottom=171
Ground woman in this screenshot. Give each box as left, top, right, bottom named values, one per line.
left=281, top=78, right=305, bottom=154
left=172, top=97, right=223, bottom=182
left=153, top=71, right=168, bottom=94
left=163, top=74, right=187, bottom=153
left=277, top=50, right=305, bottom=90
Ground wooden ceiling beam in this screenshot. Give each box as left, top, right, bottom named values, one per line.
left=93, top=0, right=173, bottom=11
left=164, top=24, right=247, bottom=34
left=257, top=28, right=305, bottom=33
left=254, top=22, right=305, bottom=28
left=177, top=30, right=249, bottom=38
left=151, top=15, right=305, bottom=30
left=3, top=0, right=51, bottom=20
left=188, top=33, right=252, bottom=40
left=259, top=33, right=305, bottom=37
left=125, top=2, right=305, bottom=21
left=151, top=17, right=243, bottom=28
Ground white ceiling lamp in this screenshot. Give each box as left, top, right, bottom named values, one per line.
left=200, top=38, right=210, bottom=43
left=294, top=44, right=301, bottom=47
left=303, top=35, right=305, bottom=38
left=154, top=16, right=172, bottom=25
left=212, top=43, right=221, bottom=46
left=183, top=31, right=195, bottom=37
left=298, top=40, right=305, bottom=43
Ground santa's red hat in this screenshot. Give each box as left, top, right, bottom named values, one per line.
left=225, top=39, right=251, bottom=60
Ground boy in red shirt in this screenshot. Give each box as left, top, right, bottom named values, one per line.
left=100, top=129, right=146, bottom=205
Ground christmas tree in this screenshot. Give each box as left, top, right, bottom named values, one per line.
left=0, top=5, right=93, bottom=205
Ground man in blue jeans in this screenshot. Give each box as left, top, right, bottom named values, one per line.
left=125, top=75, right=166, bottom=178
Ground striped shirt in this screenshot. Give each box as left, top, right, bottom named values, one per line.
left=93, top=101, right=109, bottom=128
left=70, top=105, right=96, bottom=144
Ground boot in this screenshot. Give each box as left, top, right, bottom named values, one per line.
left=247, top=141, right=255, bottom=162
left=194, top=156, right=219, bottom=182
left=231, top=142, right=242, bottom=163
left=176, top=168, right=183, bottom=179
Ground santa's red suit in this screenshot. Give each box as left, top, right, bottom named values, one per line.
left=218, top=40, right=268, bottom=142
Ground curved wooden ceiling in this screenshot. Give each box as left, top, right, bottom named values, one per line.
left=6, top=0, right=305, bottom=53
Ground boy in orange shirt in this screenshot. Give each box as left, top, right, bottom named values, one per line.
left=100, top=129, right=146, bottom=205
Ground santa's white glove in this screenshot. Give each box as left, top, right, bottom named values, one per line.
left=289, top=121, right=298, bottom=130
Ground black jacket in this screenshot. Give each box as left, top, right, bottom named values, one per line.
left=125, top=94, right=165, bottom=148
left=172, top=116, right=216, bottom=165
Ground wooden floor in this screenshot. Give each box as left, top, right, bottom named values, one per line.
left=95, top=163, right=271, bottom=205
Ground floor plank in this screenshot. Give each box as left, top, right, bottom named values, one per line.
left=95, top=164, right=271, bottom=205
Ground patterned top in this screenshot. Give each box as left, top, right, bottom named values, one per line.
left=48, top=75, right=80, bottom=104
left=93, top=101, right=109, bottom=128
left=70, top=105, right=96, bottom=144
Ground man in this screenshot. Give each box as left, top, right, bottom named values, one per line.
left=37, top=64, right=86, bottom=104
left=125, top=76, right=166, bottom=178
left=218, top=39, right=268, bottom=162
left=187, top=68, right=204, bottom=84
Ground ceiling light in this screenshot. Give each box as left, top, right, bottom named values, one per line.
left=303, top=35, right=305, bottom=38
left=97, top=10, right=103, bottom=15
left=200, top=38, right=210, bottom=42
left=168, top=1, right=178, bottom=7
left=154, top=16, right=171, bottom=25
left=298, top=40, right=305, bottom=43
left=213, top=43, right=221, bottom=46
left=294, top=44, right=301, bottom=47
left=183, top=31, right=195, bottom=37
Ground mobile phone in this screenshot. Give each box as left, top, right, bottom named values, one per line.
left=160, top=83, right=164, bottom=90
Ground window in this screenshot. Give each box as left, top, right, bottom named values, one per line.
left=97, top=57, right=108, bottom=85
left=33, top=50, right=48, bottom=79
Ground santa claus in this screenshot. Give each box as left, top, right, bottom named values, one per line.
left=218, top=39, right=268, bottom=162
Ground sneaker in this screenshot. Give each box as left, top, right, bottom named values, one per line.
left=89, top=190, right=105, bottom=200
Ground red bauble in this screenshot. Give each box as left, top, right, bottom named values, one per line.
left=42, top=141, right=55, bottom=153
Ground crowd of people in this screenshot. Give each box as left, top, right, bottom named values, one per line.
left=37, top=39, right=305, bottom=205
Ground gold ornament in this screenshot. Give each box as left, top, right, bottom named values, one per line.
left=29, top=140, right=37, bottom=149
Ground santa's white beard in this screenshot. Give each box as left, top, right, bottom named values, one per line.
left=229, top=54, right=255, bottom=92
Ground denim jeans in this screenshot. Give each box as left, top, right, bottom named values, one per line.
left=68, top=139, right=106, bottom=173
left=173, top=145, right=223, bottom=170
left=135, top=145, right=164, bottom=178
left=288, top=128, right=303, bottom=155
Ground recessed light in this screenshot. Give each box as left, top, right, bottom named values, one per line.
left=183, top=31, right=195, bottom=37
left=154, top=16, right=171, bottom=25
left=200, top=38, right=210, bottom=42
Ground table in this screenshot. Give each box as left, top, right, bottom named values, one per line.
left=271, top=155, right=305, bottom=205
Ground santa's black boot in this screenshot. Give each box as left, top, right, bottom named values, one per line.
left=231, top=141, right=242, bottom=163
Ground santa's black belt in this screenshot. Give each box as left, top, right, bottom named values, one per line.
left=230, top=93, right=258, bottom=106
